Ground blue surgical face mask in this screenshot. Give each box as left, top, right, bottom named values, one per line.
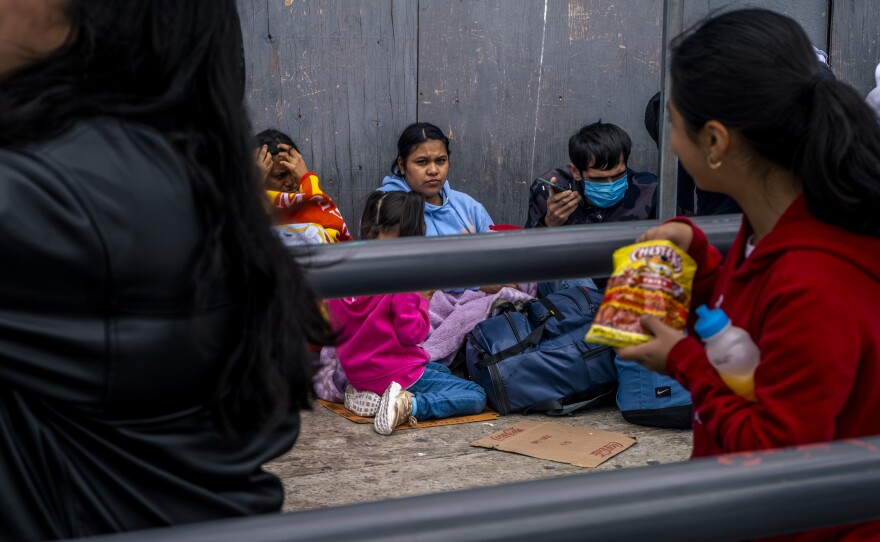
left=582, top=173, right=628, bottom=208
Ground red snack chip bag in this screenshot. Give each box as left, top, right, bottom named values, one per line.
left=586, top=240, right=696, bottom=348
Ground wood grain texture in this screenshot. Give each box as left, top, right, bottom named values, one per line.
left=831, top=0, right=880, bottom=98
left=238, top=0, right=418, bottom=224
left=682, top=0, right=828, bottom=47
left=418, top=0, right=663, bottom=226
left=238, top=1, right=875, bottom=228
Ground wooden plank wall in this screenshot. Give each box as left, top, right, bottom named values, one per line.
left=418, top=0, right=663, bottom=226
left=239, top=0, right=418, bottom=222
left=239, top=0, right=877, bottom=229
left=831, top=0, right=880, bottom=97
left=683, top=0, right=828, bottom=46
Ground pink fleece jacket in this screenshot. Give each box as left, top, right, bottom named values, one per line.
left=326, top=293, right=430, bottom=395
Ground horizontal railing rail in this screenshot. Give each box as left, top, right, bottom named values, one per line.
left=296, top=215, right=741, bottom=299
left=79, top=436, right=880, bottom=542
left=70, top=214, right=880, bottom=542
left=68, top=212, right=880, bottom=542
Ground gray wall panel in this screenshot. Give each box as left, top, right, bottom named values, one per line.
left=239, top=1, right=876, bottom=230
left=418, top=0, right=664, bottom=227
left=238, top=0, right=418, bottom=221
left=831, top=0, right=880, bottom=98
left=683, top=0, right=828, bottom=47
left=532, top=1, right=663, bottom=204
left=416, top=0, right=548, bottom=226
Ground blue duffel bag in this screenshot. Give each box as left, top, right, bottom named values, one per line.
left=465, top=286, right=617, bottom=416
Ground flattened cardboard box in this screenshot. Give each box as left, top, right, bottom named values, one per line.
left=470, top=420, right=635, bottom=468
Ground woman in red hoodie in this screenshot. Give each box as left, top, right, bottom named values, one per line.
left=618, top=9, right=880, bottom=541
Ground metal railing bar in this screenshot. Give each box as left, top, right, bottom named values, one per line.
left=295, top=215, right=740, bottom=299
left=76, top=436, right=880, bottom=542
left=657, top=0, right=684, bottom=221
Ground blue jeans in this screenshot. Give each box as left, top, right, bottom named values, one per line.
left=407, top=362, right=486, bottom=420
left=537, top=277, right=597, bottom=298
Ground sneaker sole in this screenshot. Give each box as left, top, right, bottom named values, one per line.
left=374, top=382, right=402, bottom=436
left=344, top=386, right=381, bottom=417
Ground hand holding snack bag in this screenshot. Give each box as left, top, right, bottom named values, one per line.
left=586, top=240, right=696, bottom=348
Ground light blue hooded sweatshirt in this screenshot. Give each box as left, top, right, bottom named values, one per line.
left=377, top=173, right=494, bottom=237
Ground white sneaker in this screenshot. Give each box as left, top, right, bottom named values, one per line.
left=343, top=384, right=381, bottom=417
left=373, top=382, right=416, bottom=436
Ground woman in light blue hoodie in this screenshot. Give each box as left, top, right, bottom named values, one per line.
left=377, top=122, right=494, bottom=236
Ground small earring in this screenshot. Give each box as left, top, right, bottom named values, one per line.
left=707, top=156, right=722, bottom=170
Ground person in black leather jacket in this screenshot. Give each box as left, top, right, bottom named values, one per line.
left=0, top=1, right=333, bottom=540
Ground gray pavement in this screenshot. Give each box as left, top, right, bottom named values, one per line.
left=266, top=401, right=694, bottom=513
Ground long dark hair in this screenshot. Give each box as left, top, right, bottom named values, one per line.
left=671, top=9, right=880, bottom=235
left=359, top=191, right=426, bottom=240
left=390, top=122, right=451, bottom=174
left=0, top=1, right=334, bottom=436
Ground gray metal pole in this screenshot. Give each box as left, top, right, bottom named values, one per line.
left=297, top=215, right=739, bottom=299
left=657, top=0, right=683, bottom=220
left=77, top=436, right=880, bottom=542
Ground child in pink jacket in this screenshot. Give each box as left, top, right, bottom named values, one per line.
left=327, top=191, right=486, bottom=435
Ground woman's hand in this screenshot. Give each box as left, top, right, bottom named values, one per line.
left=637, top=221, right=694, bottom=252
left=277, top=144, right=309, bottom=181
left=255, top=144, right=273, bottom=182
left=616, top=316, right=686, bottom=375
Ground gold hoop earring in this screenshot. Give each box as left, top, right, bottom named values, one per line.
left=707, top=156, right=722, bottom=170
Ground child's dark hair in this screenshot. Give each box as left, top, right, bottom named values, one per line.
left=671, top=8, right=880, bottom=236
left=360, top=191, right=426, bottom=240
left=255, top=128, right=299, bottom=155
left=391, top=122, right=451, bottom=174
left=568, top=121, right=632, bottom=173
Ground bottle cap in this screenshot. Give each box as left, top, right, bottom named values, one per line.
left=694, top=304, right=730, bottom=339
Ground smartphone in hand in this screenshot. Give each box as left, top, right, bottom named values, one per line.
left=536, top=177, right=562, bottom=194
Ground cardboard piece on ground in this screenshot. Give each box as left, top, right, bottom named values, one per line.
left=470, top=420, right=636, bottom=468
left=317, top=399, right=498, bottom=429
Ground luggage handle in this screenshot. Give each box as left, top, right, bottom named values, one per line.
left=473, top=322, right=546, bottom=369
left=536, top=297, right=565, bottom=322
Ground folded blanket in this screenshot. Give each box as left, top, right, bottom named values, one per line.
left=423, top=283, right=536, bottom=363
left=312, top=346, right=348, bottom=402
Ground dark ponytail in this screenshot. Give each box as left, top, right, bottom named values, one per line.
left=671, top=9, right=880, bottom=235
left=798, top=79, right=880, bottom=234
left=359, top=191, right=426, bottom=240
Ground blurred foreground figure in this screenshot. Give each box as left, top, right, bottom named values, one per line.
left=0, top=1, right=332, bottom=539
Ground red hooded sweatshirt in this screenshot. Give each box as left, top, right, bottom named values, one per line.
left=668, top=196, right=880, bottom=541
left=326, top=293, right=430, bottom=395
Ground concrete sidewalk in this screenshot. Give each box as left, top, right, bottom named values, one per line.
left=266, top=401, right=694, bottom=513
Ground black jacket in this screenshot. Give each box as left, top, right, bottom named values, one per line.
left=0, top=119, right=298, bottom=540
left=524, top=166, right=658, bottom=228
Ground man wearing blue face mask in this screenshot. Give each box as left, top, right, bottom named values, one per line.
left=526, top=120, right=658, bottom=228
left=525, top=120, right=658, bottom=296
